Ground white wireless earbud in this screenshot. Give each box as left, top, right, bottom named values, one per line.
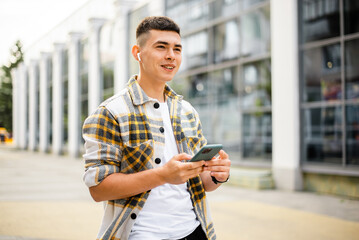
left=137, top=53, right=141, bottom=62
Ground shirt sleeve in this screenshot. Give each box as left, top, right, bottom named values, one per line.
left=82, top=106, right=122, bottom=188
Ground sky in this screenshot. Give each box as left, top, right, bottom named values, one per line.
left=0, top=0, right=90, bottom=66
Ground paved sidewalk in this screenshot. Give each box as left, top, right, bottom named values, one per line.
left=0, top=145, right=359, bottom=240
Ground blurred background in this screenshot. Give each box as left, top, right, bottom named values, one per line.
left=0, top=0, right=359, bottom=239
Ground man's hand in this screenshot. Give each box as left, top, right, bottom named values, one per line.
left=158, top=153, right=205, bottom=185
left=201, top=150, right=231, bottom=191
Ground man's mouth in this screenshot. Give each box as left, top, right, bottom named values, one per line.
left=162, top=65, right=175, bottom=70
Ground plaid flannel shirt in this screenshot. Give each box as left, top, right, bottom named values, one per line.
left=82, top=76, right=216, bottom=240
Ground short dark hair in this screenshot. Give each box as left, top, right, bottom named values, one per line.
left=136, top=16, right=180, bottom=46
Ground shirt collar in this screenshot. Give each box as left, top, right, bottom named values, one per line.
left=127, top=75, right=183, bottom=106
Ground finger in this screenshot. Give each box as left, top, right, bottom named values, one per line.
left=186, top=166, right=205, bottom=178
left=204, top=165, right=230, bottom=172
left=219, top=150, right=229, bottom=159
left=205, top=158, right=231, bottom=167
left=186, top=160, right=205, bottom=169
left=172, top=153, right=192, bottom=162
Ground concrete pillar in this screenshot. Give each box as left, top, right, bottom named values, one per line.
left=88, top=18, right=106, bottom=114
left=39, top=52, right=52, bottom=153
left=28, top=60, right=39, bottom=151
left=52, top=43, right=66, bottom=155
left=68, top=32, right=83, bottom=157
left=18, top=63, right=28, bottom=150
left=11, top=67, right=20, bottom=148
left=271, top=0, right=302, bottom=190
left=113, top=1, right=133, bottom=93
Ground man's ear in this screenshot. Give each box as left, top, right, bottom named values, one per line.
left=132, top=45, right=141, bottom=62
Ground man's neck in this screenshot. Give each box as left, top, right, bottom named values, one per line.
left=137, top=75, right=166, bottom=103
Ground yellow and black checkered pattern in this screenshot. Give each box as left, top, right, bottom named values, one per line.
left=82, top=76, right=215, bottom=240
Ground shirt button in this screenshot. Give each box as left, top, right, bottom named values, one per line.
left=159, top=127, right=164, bottom=133
left=154, top=102, right=160, bottom=109
left=131, top=213, right=137, bottom=220
left=155, top=158, right=161, bottom=164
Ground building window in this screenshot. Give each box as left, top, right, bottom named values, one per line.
left=211, top=67, right=240, bottom=149
left=213, top=20, right=240, bottom=63
left=346, top=105, right=359, bottom=165
left=302, top=0, right=340, bottom=43
left=240, top=5, right=270, bottom=57
left=345, top=39, right=359, bottom=100
left=166, top=0, right=210, bottom=31
left=242, top=112, right=272, bottom=160
left=183, top=31, right=208, bottom=69
left=303, top=106, right=343, bottom=164
left=213, top=0, right=240, bottom=19
left=344, top=0, right=359, bottom=34
left=242, top=60, right=271, bottom=110
left=300, top=0, right=359, bottom=167
left=242, top=0, right=266, bottom=10
left=241, top=60, right=272, bottom=161
left=302, top=44, right=341, bottom=102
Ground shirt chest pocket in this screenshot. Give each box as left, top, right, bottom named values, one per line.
left=121, top=139, right=154, bottom=173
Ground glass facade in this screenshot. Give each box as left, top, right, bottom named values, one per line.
left=166, top=0, right=271, bottom=163
left=300, top=0, right=359, bottom=166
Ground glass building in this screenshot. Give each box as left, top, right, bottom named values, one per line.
left=11, top=0, right=359, bottom=199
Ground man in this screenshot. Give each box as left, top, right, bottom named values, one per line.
left=82, top=16, right=231, bottom=240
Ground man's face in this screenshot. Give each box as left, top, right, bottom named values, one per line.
left=138, top=30, right=182, bottom=83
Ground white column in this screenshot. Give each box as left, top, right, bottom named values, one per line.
left=52, top=43, right=66, bottom=155
left=271, top=0, right=302, bottom=190
left=39, top=52, right=51, bottom=153
left=88, top=18, right=106, bottom=114
left=28, top=60, right=39, bottom=151
left=68, top=32, right=83, bottom=157
left=113, top=1, right=133, bottom=93
left=11, top=67, right=20, bottom=148
left=18, top=63, right=28, bottom=150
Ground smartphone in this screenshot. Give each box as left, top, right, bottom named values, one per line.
left=190, top=144, right=223, bottom=162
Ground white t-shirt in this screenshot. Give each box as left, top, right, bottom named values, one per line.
left=129, top=102, right=200, bottom=240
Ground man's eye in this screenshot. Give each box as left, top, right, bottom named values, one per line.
left=175, top=48, right=182, bottom=52
left=157, top=45, right=165, bottom=49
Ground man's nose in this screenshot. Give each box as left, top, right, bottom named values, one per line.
left=166, top=49, right=175, bottom=60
